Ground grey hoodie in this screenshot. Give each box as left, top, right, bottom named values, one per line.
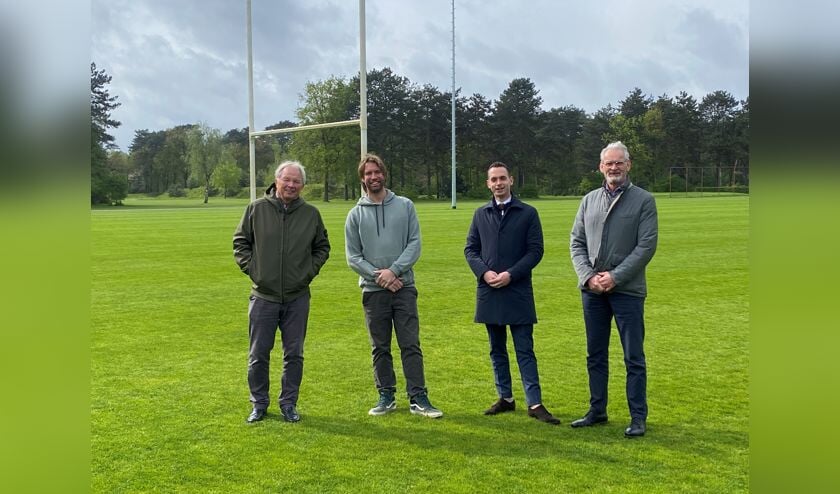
left=344, top=190, right=421, bottom=292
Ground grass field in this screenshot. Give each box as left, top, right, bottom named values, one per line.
left=91, top=194, right=748, bottom=492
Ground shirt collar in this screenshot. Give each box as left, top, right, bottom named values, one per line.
left=494, top=196, right=512, bottom=207
left=603, top=180, right=628, bottom=199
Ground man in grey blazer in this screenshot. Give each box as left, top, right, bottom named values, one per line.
left=569, top=141, right=658, bottom=437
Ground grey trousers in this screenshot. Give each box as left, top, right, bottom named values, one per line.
left=248, top=293, right=310, bottom=409
left=362, top=287, right=427, bottom=398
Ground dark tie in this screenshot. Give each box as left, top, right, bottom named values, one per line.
left=497, top=203, right=505, bottom=215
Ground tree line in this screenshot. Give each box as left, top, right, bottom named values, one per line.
left=91, top=65, right=748, bottom=204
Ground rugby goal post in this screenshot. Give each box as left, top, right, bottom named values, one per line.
left=245, top=0, right=368, bottom=201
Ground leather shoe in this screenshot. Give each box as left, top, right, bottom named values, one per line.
left=281, top=405, right=300, bottom=423
left=246, top=407, right=267, bottom=423
left=527, top=404, right=561, bottom=425
left=484, top=398, right=516, bottom=415
left=625, top=418, right=646, bottom=437
left=570, top=411, right=608, bottom=428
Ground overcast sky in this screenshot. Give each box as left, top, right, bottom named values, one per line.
left=92, top=0, right=749, bottom=151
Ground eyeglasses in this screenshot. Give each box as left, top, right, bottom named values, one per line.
left=602, top=160, right=627, bottom=167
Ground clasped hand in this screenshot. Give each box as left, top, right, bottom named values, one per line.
left=586, top=271, right=615, bottom=294
left=483, top=270, right=511, bottom=288
left=374, top=269, right=403, bottom=292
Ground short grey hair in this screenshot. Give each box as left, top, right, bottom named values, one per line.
left=600, top=141, right=631, bottom=162
left=274, top=160, right=307, bottom=184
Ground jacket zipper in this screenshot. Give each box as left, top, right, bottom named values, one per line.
left=280, top=207, right=286, bottom=303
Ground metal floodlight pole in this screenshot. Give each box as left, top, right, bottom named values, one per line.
left=450, top=0, right=456, bottom=209
left=246, top=0, right=257, bottom=201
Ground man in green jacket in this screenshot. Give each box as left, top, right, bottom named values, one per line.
left=233, top=161, right=330, bottom=424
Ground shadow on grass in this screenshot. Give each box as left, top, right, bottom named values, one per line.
left=234, top=408, right=748, bottom=465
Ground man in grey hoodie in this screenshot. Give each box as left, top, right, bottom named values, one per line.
left=345, top=154, right=442, bottom=418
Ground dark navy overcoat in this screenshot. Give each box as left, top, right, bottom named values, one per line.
left=464, top=196, right=544, bottom=325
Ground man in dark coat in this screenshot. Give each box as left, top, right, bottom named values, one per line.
left=464, top=162, right=561, bottom=425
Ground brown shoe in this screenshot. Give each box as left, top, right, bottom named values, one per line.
left=484, top=398, right=516, bottom=415
left=527, top=404, right=561, bottom=425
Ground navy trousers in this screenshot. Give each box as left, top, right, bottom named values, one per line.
left=581, top=291, right=647, bottom=419
left=486, top=323, right=543, bottom=407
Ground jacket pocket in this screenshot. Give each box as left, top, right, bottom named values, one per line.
left=248, top=260, right=261, bottom=285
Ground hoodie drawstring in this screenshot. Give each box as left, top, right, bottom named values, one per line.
left=372, top=202, right=386, bottom=236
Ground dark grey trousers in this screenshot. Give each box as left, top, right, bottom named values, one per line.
left=248, top=293, right=310, bottom=409
left=362, top=287, right=427, bottom=398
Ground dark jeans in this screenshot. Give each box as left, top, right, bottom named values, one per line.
left=486, top=324, right=543, bottom=406
left=362, top=287, right=427, bottom=398
left=581, top=291, right=647, bottom=419
left=248, top=293, right=310, bottom=409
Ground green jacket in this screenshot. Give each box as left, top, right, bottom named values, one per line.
left=233, top=184, right=330, bottom=303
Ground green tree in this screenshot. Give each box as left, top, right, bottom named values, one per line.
left=289, top=76, right=358, bottom=201
left=619, top=87, right=652, bottom=118
left=641, top=104, right=666, bottom=188
left=212, top=149, right=242, bottom=198
left=90, top=62, right=127, bottom=204
left=731, top=97, right=749, bottom=185
left=457, top=93, right=493, bottom=195
left=605, top=113, right=653, bottom=188
left=409, top=84, right=452, bottom=197
left=355, top=68, right=416, bottom=192
left=490, top=78, right=543, bottom=186
left=536, top=105, right=586, bottom=194
left=699, top=90, right=739, bottom=168
left=187, top=123, right=223, bottom=204
left=128, top=129, right=166, bottom=194
left=154, top=125, right=192, bottom=193
left=265, top=120, right=297, bottom=162
left=661, top=91, right=702, bottom=168
left=577, top=105, right=616, bottom=176
left=225, top=125, right=283, bottom=188
left=107, top=150, right=130, bottom=173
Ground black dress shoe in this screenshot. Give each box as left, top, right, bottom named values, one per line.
left=484, top=398, right=516, bottom=415
left=624, top=418, right=646, bottom=437
left=570, top=411, right=608, bottom=428
left=246, top=408, right=267, bottom=423
left=281, top=405, right=300, bottom=423
left=527, top=404, right=561, bottom=425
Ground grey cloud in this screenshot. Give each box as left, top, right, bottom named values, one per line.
left=93, top=0, right=749, bottom=150
left=678, top=8, right=748, bottom=72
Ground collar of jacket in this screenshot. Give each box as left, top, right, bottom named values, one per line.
left=602, top=179, right=634, bottom=198
left=483, top=195, right=520, bottom=211
left=264, top=183, right=305, bottom=212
